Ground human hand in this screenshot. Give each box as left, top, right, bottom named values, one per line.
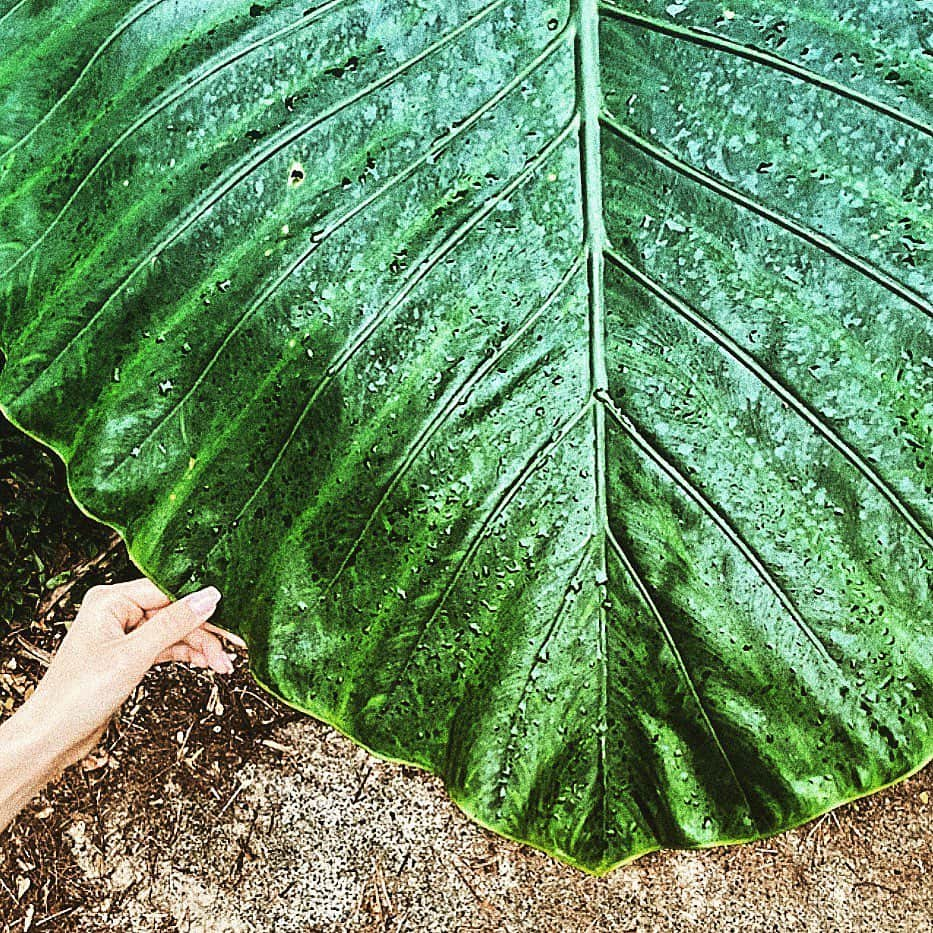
left=0, top=578, right=244, bottom=831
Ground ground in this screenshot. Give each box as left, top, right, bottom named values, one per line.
left=0, top=417, right=931, bottom=932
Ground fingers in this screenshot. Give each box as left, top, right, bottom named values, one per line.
left=100, top=577, right=172, bottom=611
left=184, top=627, right=235, bottom=674
left=203, top=622, right=247, bottom=650
left=154, top=628, right=234, bottom=673
left=78, top=578, right=172, bottom=635
left=155, top=642, right=210, bottom=668
left=79, top=585, right=146, bottom=632
left=132, top=586, right=221, bottom=656
left=80, top=581, right=235, bottom=673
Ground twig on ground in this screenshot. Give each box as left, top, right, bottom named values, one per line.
left=13, top=637, right=52, bottom=668
left=217, top=779, right=252, bottom=819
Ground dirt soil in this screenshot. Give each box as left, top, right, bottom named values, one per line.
left=1, top=422, right=931, bottom=933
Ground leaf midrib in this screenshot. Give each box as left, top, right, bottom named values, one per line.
left=577, top=0, right=611, bottom=835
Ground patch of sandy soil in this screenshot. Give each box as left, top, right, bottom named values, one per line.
left=50, top=716, right=933, bottom=933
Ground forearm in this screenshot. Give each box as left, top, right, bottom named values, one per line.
left=0, top=700, right=67, bottom=833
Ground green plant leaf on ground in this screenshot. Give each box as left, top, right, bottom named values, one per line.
left=0, top=0, right=930, bottom=872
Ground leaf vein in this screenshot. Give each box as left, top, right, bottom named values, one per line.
left=1, top=0, right=169, bottom=161
left=604, top=525, right=758, bottom=824
left=2, top=0, right=341, bottom=280
left=0, top=0, right=29, bottom=28
left=324, top=252, right=585, bottom=595
left=379, top=401, right=592, bottom=709
left=600, top=1, right=932, bottom=138
left=598, top=388, right=842, bottom=671
left=195, top=118, right=579, bottom=570
left=600, top=114, right=932, bottom=321
left=604, top=247, right=933, bottom=553
left=102, top=29, right=573, bottom=480
left=490, top=540, right=594, bottom=803
left=5, top=0, right=509, bottom=383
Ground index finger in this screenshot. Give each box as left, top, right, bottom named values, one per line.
left=107, top=577, right=173, bottom=611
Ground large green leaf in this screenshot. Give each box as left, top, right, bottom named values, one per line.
left=0, top=0, right=930, bottom=872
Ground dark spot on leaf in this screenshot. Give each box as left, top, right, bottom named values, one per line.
left=325, top=55, right=360, bottom=79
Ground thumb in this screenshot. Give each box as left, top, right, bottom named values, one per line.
left=133, top=586, right=222, bottom=655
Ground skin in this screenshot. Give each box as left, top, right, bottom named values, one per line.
left=0, top=578, right=245, bottom=833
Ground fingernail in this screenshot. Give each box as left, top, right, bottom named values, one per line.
left=186, top=586, right=221, bottom=620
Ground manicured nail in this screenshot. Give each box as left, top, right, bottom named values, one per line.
left=186, top=586, right=221, bottom=620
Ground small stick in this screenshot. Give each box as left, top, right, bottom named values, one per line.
left=217, top=779, right=251, bottom=818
